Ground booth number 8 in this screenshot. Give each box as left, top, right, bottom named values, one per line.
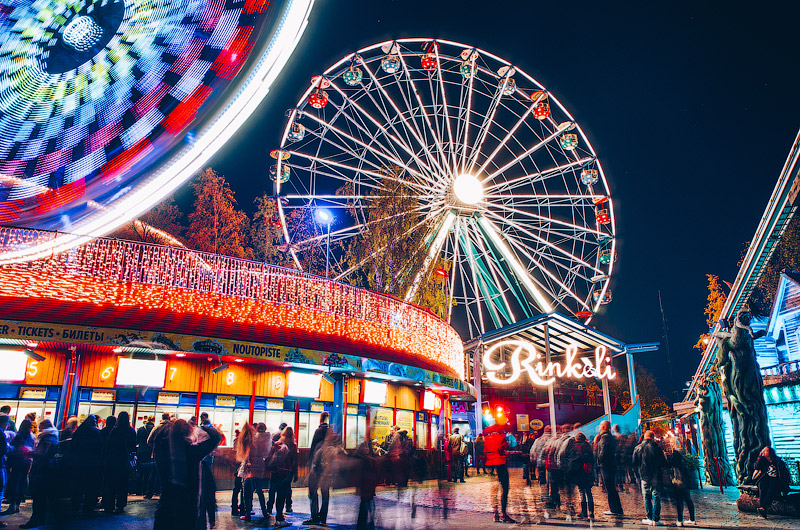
left=226, top=371, right=235, bottom=386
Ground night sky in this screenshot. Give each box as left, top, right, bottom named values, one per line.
left=204, top=1, right=800, bottom=400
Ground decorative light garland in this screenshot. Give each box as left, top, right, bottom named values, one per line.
left=0, top=230, right=465, bottom=378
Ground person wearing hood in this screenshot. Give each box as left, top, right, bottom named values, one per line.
left=151, top=419, right=221, bottom=530
left=101, top=416, right=116, bottom=443
left=19, top=420, right=59, bottom=529
left=102, top=411, right=136, bottom=514
left=70, top=415, right=104, bottom=515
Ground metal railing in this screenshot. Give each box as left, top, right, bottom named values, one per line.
left=761, top=360, right=800, bottom=377
left=0, top=227, right=464, bottom=375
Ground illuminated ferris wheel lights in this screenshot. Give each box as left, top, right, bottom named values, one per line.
left=453, top=173, right=483, bottom=205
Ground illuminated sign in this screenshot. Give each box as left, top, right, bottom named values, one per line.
left=422, top=390, right=436, bottom=411
left=0, top=351, right=27, bottom=381
left=362, top=380, right=388, bottom=405
left=115, top=358, right=168, bottom=388
left=482, top=340, right=616, bottom=386
left=286, top=372, right=322, bottom=399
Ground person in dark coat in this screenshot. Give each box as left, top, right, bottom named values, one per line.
left=70, top=415, right=104, bottom=514
left=568, top=432, right=595, bottom=520
left=632, top=430, right=667, bottom=525
left=355, top=438, right=378, bottom=530
left=268, top=423, right=291, bottom=515
left=102, top=411, right=136, bottom=514
left=196, top=413, right=219, bottom=530
left=20, top=420, right=59, bottom=529
left=668, top=447, right=696, bottom=526
left=100, top=416, right=116, bottom=443
left=304, top=429, right=341, bottom=527
left=0, top=419, right=35, bottom=516
left=152, top=419, right=221, bottom=530
left=753, top=446, right=790, bottom=519
left=304, top=413, right=330, bottom=526
left=389, top=429, right=413, bottom=488
left=269, top=427, right=297, bottom=527
left=136, top=417, right=156, bottom=497
left=594, top=421, right=623, bottom=516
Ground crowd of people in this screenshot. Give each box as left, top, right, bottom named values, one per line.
left=1, top=405, right=793, bottom=528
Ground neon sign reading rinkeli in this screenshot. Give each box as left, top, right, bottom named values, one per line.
left=482, top=340, right=616, bottom=386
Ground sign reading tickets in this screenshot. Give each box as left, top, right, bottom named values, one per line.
left=516, top=414, right=530, bottom=432
left=483, top=340, right=616, bottom=386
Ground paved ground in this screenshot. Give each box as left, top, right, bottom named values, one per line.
left=0, top=472, right=793, bottom=530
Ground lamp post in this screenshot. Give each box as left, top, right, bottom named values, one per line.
left=316, top=208, right=333, bottom=278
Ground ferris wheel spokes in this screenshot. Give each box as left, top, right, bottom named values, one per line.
left=394, top=47, right=453, bottom=179
left=482, top=123, right=572, bottom=184
left=355, top=53, right=449, bottom=181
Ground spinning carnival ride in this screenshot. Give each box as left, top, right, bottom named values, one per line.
left=0, top=0, right=314, bottom=262
left=275, top=39, right=617, bottom=340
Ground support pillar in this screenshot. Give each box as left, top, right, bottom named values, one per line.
left=330, top=374, right=345, bottom=435
left=195, top=376, right=203, bottom=421
left=626, top=350, right=638, bottom=405
left=57, top=347, right=80, bottom=429
left=473, top=342, right=483, bottom=434
left=248, top=380, right=255, bottom=425
left=602, top=377, right=612, bottom=424
left=544, top=324, right=557, bottom=435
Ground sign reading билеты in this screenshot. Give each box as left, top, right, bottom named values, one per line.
left=482, top=340, right=616, bottom=386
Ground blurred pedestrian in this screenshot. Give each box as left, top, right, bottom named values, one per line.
left=0, top=415, right=9, bottom=527
left=136, top=417, right=156, bottom=498
left=25, top=413, right=38, bottom=436
left=354, top=438, right=378, bottom=530
left=100, top=415, right=116, bottom=443
left=390, top=428, right=413, bottom=488
left=20, top=419, right=59, bottom=529
left=569, top=432, right=595, bottom=520
left=231, top=429, right=244, bottom=516
left=0, top=406, right=15, bottom=432
left=238, top=423, right=272, bottom=522
left=196, top=413, right=220, bottom=530
left=520, top=433, right=533, bottom=485
left=531, top=426, right=551, bottom=484
left=304, top=430, right=342, bottom=527
left=484, top=425, right=514, bottom=523
left=474, top=433, right=486, bottom=475
left=752, top=446, right=790, bottom=519
left=304, top=413, right=330, bottom=526
left=59, top=417, right=78, bottom=442
left=267, top=423, right=290, bottom=516
left=595, top=420, right=624, bottom=516
left=267, top=426, right=297, bottom=528
left=447, top=428, right=464, bottom=483
left=0, top=419, right=34, bottom=516
left=668, top=445, right=696, bottom=526
left=151, top=419, right=221, bottom=530
left=103, top=411, right=136, bottom=514
left=70, top=415, right=103, bottom=515
left=633, top=430, right=667, bottom=526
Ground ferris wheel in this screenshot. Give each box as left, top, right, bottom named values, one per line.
left=274, top=39, right=616, bottom=340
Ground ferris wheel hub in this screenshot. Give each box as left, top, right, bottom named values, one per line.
left=452, top=173, right=483, bottom=205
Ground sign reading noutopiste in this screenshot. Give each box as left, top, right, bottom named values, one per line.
left=482, top=340, right=616, bottom=386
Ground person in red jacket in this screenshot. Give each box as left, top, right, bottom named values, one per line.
left=483, top=426, right=515, bottom=523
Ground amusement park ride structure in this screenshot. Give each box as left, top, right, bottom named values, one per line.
left=272, top=39, right=618, bottom=342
